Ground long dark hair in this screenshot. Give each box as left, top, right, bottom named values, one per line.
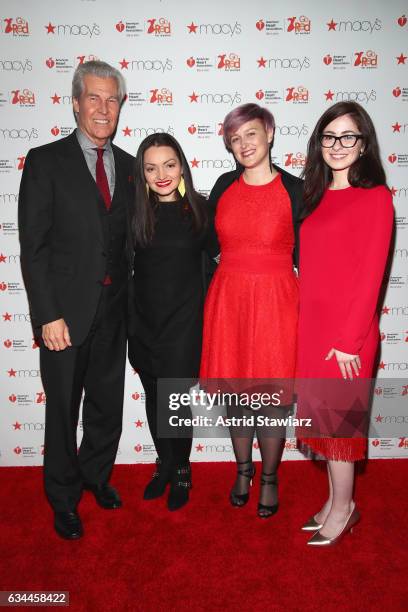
left=302, top=101, right=387, bottom=218
left=132, top=133, right=208, bottom=246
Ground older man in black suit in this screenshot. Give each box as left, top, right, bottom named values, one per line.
left=18, top=61, right=134, bottom=539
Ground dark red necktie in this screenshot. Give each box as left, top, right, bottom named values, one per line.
left=95, top=148, right=112, bottom=211
left=95, top=148, right=112, bottom=285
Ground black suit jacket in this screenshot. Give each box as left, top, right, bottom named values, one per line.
left=208, top=164, right=304, bottom=268
left=18, top=131, right=135, bottom=345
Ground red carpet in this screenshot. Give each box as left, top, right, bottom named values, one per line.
left=1, top=460, right=407, bottom=611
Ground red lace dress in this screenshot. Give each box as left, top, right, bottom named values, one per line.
left=200, top=173, right=298, bottom=380
left=296, top=186, right=393, bottom=461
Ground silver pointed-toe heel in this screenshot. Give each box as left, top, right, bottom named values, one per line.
left=307, top=504, right=360, bottom=546
left=301, top=516, right=324, bottom=532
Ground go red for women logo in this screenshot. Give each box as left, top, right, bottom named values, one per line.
left=286, top=16, right=311, bottom=34
left=2, top=17, right=29, bottom=36
left=217, top=53, right=240, bottom=71
left=16, top=156, right=25, bottom=170
left=11, top=89, right=35, bottom=106
left=149, top=88, right=173, bottom=105
left=354, top=50, right=378, bottom=68
left=284, top=152, right=307, bottom=169
left=146, top=18, right=171, bottom=36
left=285, top=86, right=309, bottom=103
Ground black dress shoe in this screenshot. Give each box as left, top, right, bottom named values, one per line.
left=84, top=483, right=122, bottom=509
left=54, top=511, right=83, bottom=540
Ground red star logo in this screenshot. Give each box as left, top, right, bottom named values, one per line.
left=257, top=56, right=267, bottom=68
left=8, top=368, right=17, bottom=377
left=119, top=58, right=129, bottom=69
left=51, top=93, right=61, bottom=104
left=378, top=361, right=385, bottom=369
left=134, top=420, right=143, bottom=428
left=13, top=421, right=22, bottom=430
left=390, top=186, right=397, bottom=196
left=122, top=126, right=132, bottom=136
left=381, top=306, right=390, bottom=314
left=195, top=443, right=204, bottom=452
left=325, top=90, right=334, bottom=101
left=45, top=22, right=56, bottom=34
left=375, top=415, right=383, bottom=422
left=0, top=253, right=6, bottom=263
left=3, top=312, right=12, bottom=321
left=396, top=53, right=407, bottom=64
left=189, top=91, right=199, bottom=103
left=392, top=122, right=402, bottom=132
left=327, top=19, right=337, bottom=30
left=187, top=22, right=198, bottom=33
left=190, top=157, right=200, bottom=168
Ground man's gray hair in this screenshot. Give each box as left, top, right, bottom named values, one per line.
left=72, top=60, right=126, bottom=102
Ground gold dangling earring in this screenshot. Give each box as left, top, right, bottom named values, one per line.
left=145, top=182, right=150, bottom=194
left=178, top=176, right=186, bottom=197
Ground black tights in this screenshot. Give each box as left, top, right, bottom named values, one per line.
left=138, top=371, right=192, bottom=467
left=228, top=401, right=287, bottom=507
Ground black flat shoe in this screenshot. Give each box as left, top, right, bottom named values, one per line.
left=84, top=483, right=122, bottom=509
left=54, top=511, right=83, bottom=540
left=257, top=472, right=279, bottom=519
left=167, top=464, right=191, bottom=511
left=144, top=458, right=171, bottom=500
left=230, top=460, right=256, bottom=507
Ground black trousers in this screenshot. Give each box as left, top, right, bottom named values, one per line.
left=40, top=285, right=127, bottom=512
left=138, top=371, right=192, bottom=467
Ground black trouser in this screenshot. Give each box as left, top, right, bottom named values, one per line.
left=41, top=285, right=127, bottom=512
left=138, top=371, right=192, bottom=467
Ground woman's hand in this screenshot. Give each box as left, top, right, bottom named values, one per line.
left=325, top=348, right=361, bottom=380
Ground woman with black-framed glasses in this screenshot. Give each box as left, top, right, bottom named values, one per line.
left=296, top=101, right=393, bottom=545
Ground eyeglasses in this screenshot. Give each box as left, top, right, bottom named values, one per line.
left=319, top=134, right=363, bottom=148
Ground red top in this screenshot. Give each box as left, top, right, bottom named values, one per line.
left=296, top=185, right=393, bottom=379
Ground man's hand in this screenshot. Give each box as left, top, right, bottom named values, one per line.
left=42, top=319, right=71, bottom=351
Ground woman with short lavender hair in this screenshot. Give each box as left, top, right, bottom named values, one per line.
left=200, top=103, right=303, bottom=517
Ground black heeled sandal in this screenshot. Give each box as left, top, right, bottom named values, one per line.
left=143, top=458, right=171, bottom=500
left=230, top=460, right=256, bottom=507
left=257, top=472, right=279, bottom=518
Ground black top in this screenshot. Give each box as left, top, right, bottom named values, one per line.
left=128, top=200, right=218, bottom=378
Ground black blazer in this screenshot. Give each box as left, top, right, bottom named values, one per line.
left=208, top=164, right=304, bottom=268
left=18, top=132, right=135, bottom=345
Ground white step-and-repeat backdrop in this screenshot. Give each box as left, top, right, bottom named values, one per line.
left=1, top=0, right=407, bottom=465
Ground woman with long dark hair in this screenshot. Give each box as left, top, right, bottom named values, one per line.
left=297, top=101, right=393, bottom=545
left=200, top=103, right=303, bottom=518
left=128, top=133, right=218, bottom=511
